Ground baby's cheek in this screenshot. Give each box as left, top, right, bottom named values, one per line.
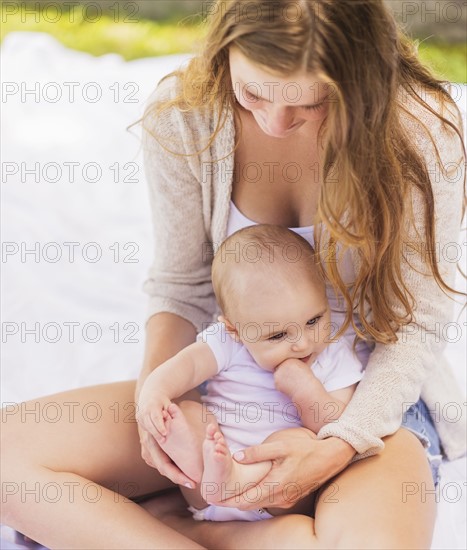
left=258, top=350, right=280, bottom=372
left=245, top=346, right=267, bottom=371
left=263, top=358, right=279, bottom=373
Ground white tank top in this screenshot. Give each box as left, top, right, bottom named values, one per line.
left=227, top=199, right=315, bottom=248
left=225, top=200, right=372, bottom=367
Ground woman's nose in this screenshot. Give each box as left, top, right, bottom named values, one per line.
left=263, top=106, right=296, bottom=134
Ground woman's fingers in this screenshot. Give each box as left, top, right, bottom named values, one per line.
left=222, top=429, right=324, bottom=510
left=138, top=415, right=160, bottom=441
left=219, top=469, right=309, bottom=511
left=218, top=442, right=289, bottom=510
left=233, top=441, right=286, bottom=464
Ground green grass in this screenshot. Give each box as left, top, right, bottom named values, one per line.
left=0, top=8, right=206, bottom=58
left=417, top=41, right=467, bottom=84
left=1, top=5, right=466, bottom=82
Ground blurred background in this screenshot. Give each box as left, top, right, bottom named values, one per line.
left=1, top=5, right=465, bottom=548
left=1, top=0, right=466, bottom=82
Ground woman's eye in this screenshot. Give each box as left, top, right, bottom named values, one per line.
left=244, top=89, right=260, bottom=102
left=302, top=103, right=323, bottom=112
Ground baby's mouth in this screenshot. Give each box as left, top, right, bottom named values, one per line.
left=299, top=354, right=312, bottom=363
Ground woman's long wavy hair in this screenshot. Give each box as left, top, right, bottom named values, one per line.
left=144, top=0, right=466, bottom=345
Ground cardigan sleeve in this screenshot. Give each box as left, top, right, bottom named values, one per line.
left=317, top=89, right=466, bottom=459
left=141, top=76, right=217, bottom=333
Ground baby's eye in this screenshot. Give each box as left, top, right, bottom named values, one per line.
left=306, top=316, right=322, bottom=327
left=268, top=332, right=286, bottom=341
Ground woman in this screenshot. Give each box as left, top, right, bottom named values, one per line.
left=2, top=1, right=465, bottom=548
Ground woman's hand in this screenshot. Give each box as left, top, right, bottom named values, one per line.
left=218, top=431, right=356, bottom=510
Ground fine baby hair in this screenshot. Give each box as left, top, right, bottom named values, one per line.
left=211, top=224, right=325, bottom=318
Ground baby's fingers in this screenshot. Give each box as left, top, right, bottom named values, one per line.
left=151, top=410, right=169, bottom=438
left=138, top=411, right=166, bottom=441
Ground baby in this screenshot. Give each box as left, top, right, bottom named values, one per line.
left=137, top=224, right=363, bottom=521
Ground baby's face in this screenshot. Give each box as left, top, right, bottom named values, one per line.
left=227, top=275, right=331, bottom=372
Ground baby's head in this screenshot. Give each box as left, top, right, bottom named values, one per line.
left=212, top=224, right=331, bottom=371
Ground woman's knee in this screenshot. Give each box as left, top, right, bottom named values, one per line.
left=330, top=525, right=433, bottom=550
left=313, top=428, right=436, bottom=549
left=1, top=405, right=36, bottom=523
left=266, top=514, right=317, bottom=550
left=0, top=382, right=142, bottom=479
left=1, top=401, right=33, bottom=470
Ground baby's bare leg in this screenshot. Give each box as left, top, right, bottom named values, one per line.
left=160, top=403, right=273, bottom=510
left=167, top=409, right=311, bottom=513
left=157, top=401, right=214, bottom=486
left=201, top=427, right=318, bottom=515
left=200, top=424, right=273, bottom=505
left=202, top=427, right=316, bottom=514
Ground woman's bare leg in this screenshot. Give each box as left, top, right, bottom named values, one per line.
left=1, top=381, right=203, bottom=550
left=143, top=428, right=436, bottom=550
left=313, top=427, right=436, bottom=549
left=141, top=488, right=316, bottom=550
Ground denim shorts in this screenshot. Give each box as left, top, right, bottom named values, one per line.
left=401, top=399, right=443, bottom=486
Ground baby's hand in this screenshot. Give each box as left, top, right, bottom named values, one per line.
left=136, top=394, right=173, bottom=442
left=274, top=358, right=317, bottom=399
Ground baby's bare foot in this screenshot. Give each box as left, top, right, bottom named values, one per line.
left=201, top=424, right=235, bottom=504
left=157, top=403, right=203, bottom=484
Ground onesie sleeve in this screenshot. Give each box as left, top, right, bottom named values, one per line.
left=317, top=88, right=466, bottom=460
left=314, top=339, right=364, bottom=392
left=196, top=322, right=236, bottom=373
left=141, top=75, right=217, bottom=333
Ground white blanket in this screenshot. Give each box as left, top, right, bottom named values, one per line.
left=1, top=32, right=466, bottom=549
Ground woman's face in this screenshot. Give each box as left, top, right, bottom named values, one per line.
left=229, top=46, right=331, bottom=138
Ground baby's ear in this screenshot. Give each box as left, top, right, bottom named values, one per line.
left=218, top=315, right=240, bottom=342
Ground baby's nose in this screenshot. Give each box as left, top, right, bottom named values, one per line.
left=291, top=333, right=309, bottom=352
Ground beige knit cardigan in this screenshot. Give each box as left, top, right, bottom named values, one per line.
left=142, top=75, right=466, bottom=461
